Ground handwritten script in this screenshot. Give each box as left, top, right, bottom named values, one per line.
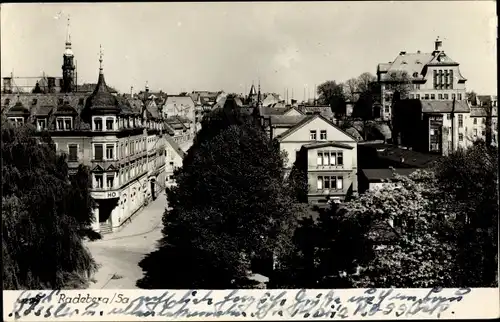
left=3, top=288, right=475, bottom=320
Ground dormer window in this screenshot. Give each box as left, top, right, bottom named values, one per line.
left=37, top=118, right=47, bottom=131
left=106, top=117, right=114, bottom=131
left=58, top=98, right=63, bottom=105
left=94, top=117, right=103, bottom=131
left=4, top=98, right=10, bottom=105
left=56, top=116, right=72, bottom=130
left=32, top=99, right=38, bottom=105
left=8, top=117, right=24, bottom=126
left=78, top=98, right=84, bottom=105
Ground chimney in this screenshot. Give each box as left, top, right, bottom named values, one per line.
left=417, top=50, right=421, bottom=54
left=399, top=51, right=406, bottom=55
left=2, top=77, right=12, bottom=93
left=435, top=37, right=442, bottom=51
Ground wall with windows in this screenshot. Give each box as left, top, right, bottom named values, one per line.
left=278, top=117, right=357, bottom=169
left=305, top=146, right=357, bottom=204
left=468, top=115, right=498, bottom=146
left=52, top=136, right=92, bottom=166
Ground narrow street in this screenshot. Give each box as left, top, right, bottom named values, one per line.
left=85, top=192, right=167, bottom=289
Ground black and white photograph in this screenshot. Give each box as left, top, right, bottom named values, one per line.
left=1, top=0, right=498, bottom=299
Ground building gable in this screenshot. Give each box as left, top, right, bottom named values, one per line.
left=283, top=107, right=303, bottom=116
left=279, top=115, right=356, bottom=143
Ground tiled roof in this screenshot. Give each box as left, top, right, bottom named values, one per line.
left=375, top=145, right=442, bottom=168
left=164, top=123, right=175, bottom=135
left=164, top=96, right=195, bottom=111
left=125, top=98, right=143, bottom=115
left=427, top=52, right=459, bottom=66
left=165, top=134, right=187, bottom=159
left=380, top=52, right=434, bottom=80
left=2, top=93, right=88, bottom=116
left=76, top=83, right=118, bottom=93
left=259, top=106, right=287, bottom=116
left=345, top=127, right=364, bottom=141
left=297, top=105, right=334, bottom=118
left=269, top=115, right=308, bottom=126
left=378, top=63, right=391, bottom=73
left=361, top=168, right=418, bottom=181
left=213, top=96, right=227, bottom=109
left=379, top=50, right=466, bottom=82
left=470, top=107, right=498, bottom=117
left=477, top=95, right=498, bottom=105
left=420, top=100, right=470, bottom=113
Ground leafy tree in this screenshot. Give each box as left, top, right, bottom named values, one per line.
left=286, top=148, right=309, bottom=203
left=466, top=91, right=478, bottom=106
left=342, top=78, right=359, bottom=103
left=2, top=120, right=97, bottom=289
left=341, top=170, right=457, bottom=288
left=317, top=80, right=346, bottom=118
left=434, top=141, right=498, bottom=287
left=356, top=72, right=377, bottom=94
left=138, top=105, right=305, bottom=289
left=384, top=70, right=412, bottom=100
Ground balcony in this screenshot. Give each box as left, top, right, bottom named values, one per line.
left=309, top=187, right=346, bottom=195
left=91, top=159, right=120, bottom=171
left=311, top=164, right=347, bottom=171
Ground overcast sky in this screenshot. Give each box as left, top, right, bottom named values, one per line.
left=1, top=2, right=496, bottom=96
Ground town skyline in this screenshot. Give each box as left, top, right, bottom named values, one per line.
left=1, top=1, right=496, bottom=95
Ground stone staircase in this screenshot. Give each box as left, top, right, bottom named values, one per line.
left=99, top=222, right=113, bottom=235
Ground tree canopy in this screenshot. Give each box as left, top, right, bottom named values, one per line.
left=138, top=104, right=306, bottom=289
left=317, top=80, right=346, bottom=117
left=274, top=142, right=498, bottom=288
left=2, top=119, right=97, bottom=289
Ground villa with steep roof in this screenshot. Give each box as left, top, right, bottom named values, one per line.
left=265, top=113, right=358, bottom=206
left=377, top=37, right=468, bottom=121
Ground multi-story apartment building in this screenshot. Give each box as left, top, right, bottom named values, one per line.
left=1, top=25, right=172, bottom=234
left=377, top=37, right=468, bottom=121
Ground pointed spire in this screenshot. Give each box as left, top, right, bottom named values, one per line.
left=257, top=78, right=261, bottom=106
left=63, top=15, right=73, bottom=56
left=66, top=15, right=71, bottom=46
left=99, top=45, right=103, bottom=74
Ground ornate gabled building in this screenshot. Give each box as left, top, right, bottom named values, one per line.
left=377, top=37, right=468, bottom=121
left=2, top=38, right=171, bottom=234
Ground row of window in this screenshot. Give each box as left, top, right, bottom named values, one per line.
left=317, top=176, right=344, bottom=190
left=317, top=151, right=344, bottom=166
left=310, top=130, right=327, bottom=141
left=95, top=137, right=162, bottom=161
left=433, top=70, right=454, bottom=90
left=94, top=117, right=115, bottom=131
left=94, top=173, right=115, bottom=189
left=93, top=155, right=167, bottom=189
left=94, top=144, right=116, bottom=161
left=92, top=116, right=164, bottom=132
left=409, top=93, right=463, bottom=100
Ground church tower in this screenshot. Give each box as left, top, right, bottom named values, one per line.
left=61, top=15, right=75, bottom=93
